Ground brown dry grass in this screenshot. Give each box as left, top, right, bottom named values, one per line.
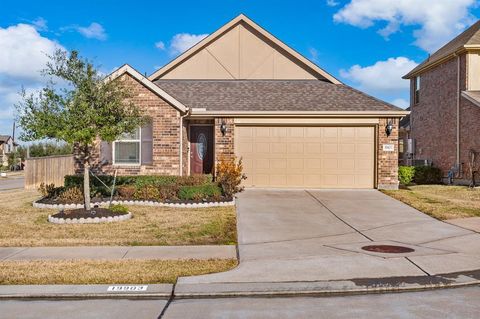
left=0, top=259, right=237, bottom=284
left=382, top=185, right=480, bottom=220
left=0, top=189, right=237, bottom=246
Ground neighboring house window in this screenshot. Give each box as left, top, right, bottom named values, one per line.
left=414, top=76, right=420, bottom=104
left=112, top=122, right=153, bottom=165
left=113, top=129, right=141, bottom=165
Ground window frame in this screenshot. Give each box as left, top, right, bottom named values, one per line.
left=112, top=128, right=142, bottom=166
left=414, top=76, right=420, bottom=104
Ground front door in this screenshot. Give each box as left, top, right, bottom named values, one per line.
left=190, top=125, right=214, bottom=175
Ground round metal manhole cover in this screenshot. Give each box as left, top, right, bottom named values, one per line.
left=361, top=245, right=415, bottom=254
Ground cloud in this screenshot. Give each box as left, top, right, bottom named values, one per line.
left=32, top=17, right=48, bottom=31
left=333, top=0, right=478, bottom=52
left=76, top=22, right=107, bottom=40
left=391, top=98, right=409, bottom=109
left=155, top=41, right=166, bottom=50
left=169, top=33, right=208, bottom=55
left=340, top=57, right=417, bottom=95
left=309, top=47, right=319, bottom=63
left=326, top=0, right=339, bottom=7
left=0, top=23, right=64, bottom=135
left=0, top=24, right=62, bottom=81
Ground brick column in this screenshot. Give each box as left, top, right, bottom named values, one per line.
left=214, top=118, right=235, bottom=164
left=378, top=118, right=399, bottom=189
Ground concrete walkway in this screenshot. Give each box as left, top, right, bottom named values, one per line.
left=176, top=189, right=480, bottom=295
left=0, top=245, right=236, bottom=261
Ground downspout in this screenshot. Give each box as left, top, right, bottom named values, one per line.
left=456, top=54, right=461, bottom=175
left=179, top=108, right=191, bottom=176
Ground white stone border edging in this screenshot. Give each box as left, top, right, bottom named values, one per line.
left=48, top=212, right=132, bottom=224
left=34, top=198, right=235, bottom=210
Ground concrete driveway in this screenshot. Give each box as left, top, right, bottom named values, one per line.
left=178, top=189, right=480, bottom=288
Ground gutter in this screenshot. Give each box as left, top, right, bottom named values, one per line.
left=179, top=108, right=191, bottom=176
left=457, top=55, right=461, bottom=168
left=188, top=110, right=410, bottom=118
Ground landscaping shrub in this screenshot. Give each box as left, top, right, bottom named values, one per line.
left=58, top=186, right=83, bottom=203
left=109, top=204, right=129, bottom=214
left=158, top=185, right=180, bottom=201
left=116, top=185, right=136, bottom=199
left=216, top=157, right=247, bottom=197
left=398, top=166, right=416, bottom=185
left=178, top=184, right=222, bottom=201
left=63, top=174, right=216, bottom=201
left=133, top=185, right=161, bottom=201
left=38, top=183, right=64, bottom=198
left=414, top=166, right=443, bottom=184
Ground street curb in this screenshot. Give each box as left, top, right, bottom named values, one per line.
left=173, top=269, right=480, bottom=299
left=0, top=284, right=173, bottom=300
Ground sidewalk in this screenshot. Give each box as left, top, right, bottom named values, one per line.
left=0, top=245, right=237, bottom=261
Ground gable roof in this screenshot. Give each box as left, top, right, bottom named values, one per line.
left=149, top=14, right=341, bottom=84
left=154, top=80, right=407, bottom=116
left=404, top=20, right=480, bottom=79
left=106, top=64, right=188, bottom=113
left=0, top=135, right=11, bottom=144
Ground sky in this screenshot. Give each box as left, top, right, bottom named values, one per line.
left=1, top=0, right=479, bottom=136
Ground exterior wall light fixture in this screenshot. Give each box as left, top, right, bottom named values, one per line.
left=220, top=121, right=227, bottom=136
left=385, top=119, right=394, bottom=137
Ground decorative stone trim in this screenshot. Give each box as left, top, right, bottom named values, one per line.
left=34, top=198, right=235, bottom=210
left=48, top=212, right=132, bottom=224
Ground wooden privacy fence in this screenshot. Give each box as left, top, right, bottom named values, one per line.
left=25, top=155, right=75, bottom=190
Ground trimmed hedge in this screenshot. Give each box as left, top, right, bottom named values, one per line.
left=178, top=184, right=222, bottom=201
left=398, top=166, right=443, bottom=185
left=64, top=174, right=215, bottom=199
left=413, top=166, right=443, bottom=184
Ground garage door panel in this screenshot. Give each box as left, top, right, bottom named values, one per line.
left=236, top=126, right=374, bottom=188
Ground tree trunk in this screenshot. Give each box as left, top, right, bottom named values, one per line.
left=84, top=160, right=91, bottom=211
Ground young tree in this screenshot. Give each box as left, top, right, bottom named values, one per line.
left=16, top=50, right=146, bottom=210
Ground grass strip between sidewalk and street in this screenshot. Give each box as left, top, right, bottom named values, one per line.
left=0, top=259, right=237, bottom=285
left=382, top=185, right=480, bottom=220
left=0, top=189, right=237, bottom=247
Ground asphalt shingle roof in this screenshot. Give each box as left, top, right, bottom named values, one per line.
left=154, top=80, right=402, bottom=112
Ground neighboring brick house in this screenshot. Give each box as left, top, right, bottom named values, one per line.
left=0, top=135, right=15, bottom=167
left=81, top=14, right=408, bottom=189
left=403, top=20, right=480, bottom=180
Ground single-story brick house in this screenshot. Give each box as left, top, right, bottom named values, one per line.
left=402, top=20, right=480, bottom=180
left=82, top=14, right=408, bottom=190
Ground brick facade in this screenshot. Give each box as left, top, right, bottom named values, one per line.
left=75, top=74, right=400, bottom=190
left=410, top=57, right=460, bottom=173
left=410, top=54, right=480, bottom=178
left=214, top=118, right=235, bottom=163
left=378, top=118, right=399, bottom=189
left=76, top=74, right=182, bottom=176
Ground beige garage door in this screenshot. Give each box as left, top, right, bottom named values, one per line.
left=235, top=126, right=375, bottom=188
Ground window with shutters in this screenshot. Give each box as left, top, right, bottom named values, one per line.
left=112, top=122, right=153, bottom=165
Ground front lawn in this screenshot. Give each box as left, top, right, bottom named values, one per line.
left=0, top=259, right=237, bottom=284
left=382, top=185, right=480, bottom=220
left=0, top=189, right=237, bottom=247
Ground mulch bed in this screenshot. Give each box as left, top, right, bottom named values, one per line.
left=52, top=208, right=128, bottom=219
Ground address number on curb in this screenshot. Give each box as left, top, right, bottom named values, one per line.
left=107, top=285, right=148, bottom=292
